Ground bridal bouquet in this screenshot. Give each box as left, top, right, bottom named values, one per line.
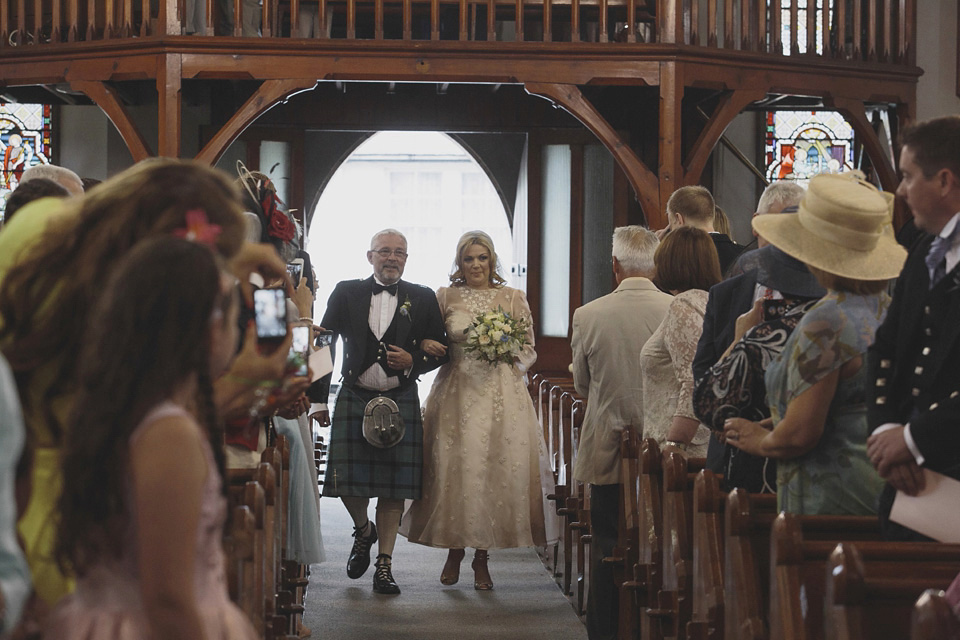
left=463, top=306, right=530, bottom=365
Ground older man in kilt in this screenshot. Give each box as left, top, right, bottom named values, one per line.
left=315, top=229, right=448, bottom=594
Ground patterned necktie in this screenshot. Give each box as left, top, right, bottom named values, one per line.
left=926, top=224, right=960, bottom=289
left=373, top=282, right=399, bottom=296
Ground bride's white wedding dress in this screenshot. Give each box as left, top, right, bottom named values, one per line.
left=401, top=285, right=557, bottom=549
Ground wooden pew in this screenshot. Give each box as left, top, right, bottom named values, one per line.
left=634, top=438, right=664, bottom=640
left=688, top=471, right=776, bottom=640
left=556, top=389, right=579, bottom=595
left=911, top=589, right=960, bottom=640
left=614, top=427, right=641, bottom=639
left=768, top=511, right=892, bottom=640
left=647, top=451, right=706, bottom=640
left=824, top=541, right=960, bottom=640
left=723, top=488, right=776, bottom=640
left=225, top=504, right=258, bottom=625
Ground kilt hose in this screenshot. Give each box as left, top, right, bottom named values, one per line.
left=322, top=383, right=423, bottom=500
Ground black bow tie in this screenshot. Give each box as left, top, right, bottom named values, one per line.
left=373, top=282, right=399, bottom=296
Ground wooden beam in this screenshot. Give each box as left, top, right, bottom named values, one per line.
left=683, top=87, right=766, bottom=184
left=70, top=79, right=152, bottom=161
left=524, top=81, right=660, bottom=226
left=657, top=59, right=683, bottom=230
left=195, top=78, right=318, bottom=165
left=826, top=96, right=897, bottom=192
left=157, top=53, right=182, bottom=157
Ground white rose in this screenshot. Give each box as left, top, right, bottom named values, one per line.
left=490, top=330, right=503, bottom=342
left=479, top=334, right=491, bottom=345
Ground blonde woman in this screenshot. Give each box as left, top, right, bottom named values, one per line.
left=401, top=231, right=555, bottom=590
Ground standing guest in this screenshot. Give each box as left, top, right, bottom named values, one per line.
left=401, top=231, right=554, bottom=591
left=0, top=351, right=30, bottom=636
left=570, top=226, right=671, bottom=640
left=640, top=227, right=721, bottom=456
left=713, top=205, right=733, bottom=237
left=666, top=185, right=744, bottom=274
left=316, top=229, right=448, bottom=595
left=19, top=164, right=84, bottom=198
left=692, top=181, right=818, bottom=478
left=0, top=159, right=288, bottom=608
left=723, top=172, right=905, bottom=515
left=47, top=237, right=258, bottom=639
left=866, top=115, right=960, bottom=539
left=3, top=178, right=68, bottom=225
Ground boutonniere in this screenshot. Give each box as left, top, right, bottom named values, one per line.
left=399, top=296, right=413, bottom=318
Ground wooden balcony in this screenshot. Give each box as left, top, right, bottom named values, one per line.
left=0, top=0, right=921, bottom=229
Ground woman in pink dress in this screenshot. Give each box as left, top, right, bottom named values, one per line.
left=45, top=236, right=258, bottom=640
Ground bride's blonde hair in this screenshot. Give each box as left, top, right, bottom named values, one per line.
left=449, top=230, right=507, bottom=287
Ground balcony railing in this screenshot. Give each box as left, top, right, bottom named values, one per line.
left=0, top=0, right=915, bottom=66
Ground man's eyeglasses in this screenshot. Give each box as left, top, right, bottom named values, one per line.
left=374, top=248, right=408, bottom=259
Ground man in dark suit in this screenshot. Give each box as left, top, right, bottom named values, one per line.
left=692, top=182, right=823, bottom=478
left=665, top=185, right=744, bottom=274
left=316, top=229, right=448, bottom=593
left=867, top=116, right=960, bottom=540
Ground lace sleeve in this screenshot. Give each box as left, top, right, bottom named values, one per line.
left=508, top=288, right=538, bottom=372
left=662, top=294, right=705, bottom=421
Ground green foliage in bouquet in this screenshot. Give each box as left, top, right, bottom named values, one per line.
left=463, top=306, right=530, bottom=365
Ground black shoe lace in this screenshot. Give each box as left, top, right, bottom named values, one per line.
left=375, top=562, right=394, bottom=583
left=351, top=525, right=373, bottom=554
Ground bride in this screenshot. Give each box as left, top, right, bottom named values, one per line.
left=400, top=231, right=555, bottom=590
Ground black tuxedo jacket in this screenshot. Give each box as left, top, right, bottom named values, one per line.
left=311, top=276, right=448, bottom=401
left=711, top=233, right=746, bottom=276
left=867, top=234, right=960, bottom=476
left=692, top=271, right=758, bottom=383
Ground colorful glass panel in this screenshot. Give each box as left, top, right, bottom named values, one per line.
left=765, top=110, right=854, bottom=186
left=1, top=103, right=54, bottom=219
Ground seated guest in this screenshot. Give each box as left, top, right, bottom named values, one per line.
left=722, top=172, right=906, bottom=515
left=666, top=185, right=744, bottom=274
left=640, top=226, right=722, bottom=456
left=3, top=178, right=68, bottom=225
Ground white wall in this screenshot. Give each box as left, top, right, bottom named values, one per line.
left=916, top=0, right=960, bottom=122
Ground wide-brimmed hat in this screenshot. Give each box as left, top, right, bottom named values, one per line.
left=752, top=172, right=906, bottom=281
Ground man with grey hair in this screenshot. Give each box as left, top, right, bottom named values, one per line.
left=19, top=164, right=84, bottom=197
left=315, top=228, right=448, bottom=594
left=729, top=180, right=806, bottom=275
left=571, top=225, right=672, bottom=640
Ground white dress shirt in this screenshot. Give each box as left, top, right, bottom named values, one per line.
left=357, top=278, right=401, bottom=391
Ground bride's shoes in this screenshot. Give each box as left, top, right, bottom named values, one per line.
left=472, top=550, right=493, bottom=591
left=440, top=548, right=465, bottom=585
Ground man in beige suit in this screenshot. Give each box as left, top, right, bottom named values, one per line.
left=571, top=225, right=672, bottom=640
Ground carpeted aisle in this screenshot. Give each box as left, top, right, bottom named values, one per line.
left=301, top=497, right=589, bottom=640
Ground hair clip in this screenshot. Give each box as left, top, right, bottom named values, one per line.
left=173, top=209, right=222, bottom=247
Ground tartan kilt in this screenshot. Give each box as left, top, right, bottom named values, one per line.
left=322, top=384, right=423, bottom=499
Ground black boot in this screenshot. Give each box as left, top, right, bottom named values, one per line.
left=346, top=521, right=378, bottom=579
left=373, top=554, right=401, bottom=594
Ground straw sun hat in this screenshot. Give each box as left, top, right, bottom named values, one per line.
left=752, top=171, right=907, bottom=281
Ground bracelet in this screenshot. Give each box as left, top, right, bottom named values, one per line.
left=665, top=440, right=688, bottom=451
left=299, top=317, right=313, bottom=323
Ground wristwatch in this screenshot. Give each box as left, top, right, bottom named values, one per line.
left=665, top=440, right=688, bottom=451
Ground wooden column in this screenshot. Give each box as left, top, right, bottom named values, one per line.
left=157, top=54, right=182, bottom=158
left=657, top=60, right=683, bottom=230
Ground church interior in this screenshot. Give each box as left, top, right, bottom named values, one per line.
left=2, top=0, right=960, bottom=638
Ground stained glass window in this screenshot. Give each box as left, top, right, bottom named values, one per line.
left=764, top=111, right=855, bottom=186
left=781, top=1, right=832, bottom=55
left=1, top=103, right=54, bottom=219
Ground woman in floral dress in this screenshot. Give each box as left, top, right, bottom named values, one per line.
left=400, top=231, right=555, bottom=590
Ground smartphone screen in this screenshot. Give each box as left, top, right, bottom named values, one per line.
left=314, top=330, right=334, bottom=349
left=288, top=325, right=310, bottom=377
left=286, top=260, right=304, bottom=285
left=254, top=288, right=287, bottom=341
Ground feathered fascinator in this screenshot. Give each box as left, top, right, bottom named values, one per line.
left=236, top=160, right=302, bottom=261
